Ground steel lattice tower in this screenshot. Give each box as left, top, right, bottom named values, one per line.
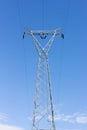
left=23, top=28, right=64, bottom=130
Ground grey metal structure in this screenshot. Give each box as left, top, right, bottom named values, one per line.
left=23, top=28, right=64, bottom=130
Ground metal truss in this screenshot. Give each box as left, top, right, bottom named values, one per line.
left=23, top=28, right=64, bottom=130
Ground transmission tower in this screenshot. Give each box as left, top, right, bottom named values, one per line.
left=23, top=28, right=64, bottom=130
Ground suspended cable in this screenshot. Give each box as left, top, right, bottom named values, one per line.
left=16, top=0, right=24, bottom=33
left=42, top=0, right=45, bottom=30
left=53, top=0, right=71, bottom=103
left=16, top=0, right=32, bottom=116
left=63, top=0, right=71, bottom=33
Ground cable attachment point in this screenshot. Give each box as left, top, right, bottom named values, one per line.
left=23, top=32, right=25, bottom=39
left=40, top=33, right=47, bottom=39
left=61, top=33, right=64, bottom=39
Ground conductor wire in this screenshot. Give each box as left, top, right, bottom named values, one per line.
left=42, top=0, right=45, bottom=30
left=17, top=0, right=31, bottom=118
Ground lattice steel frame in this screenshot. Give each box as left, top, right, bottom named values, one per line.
left=24, top=28, right=64, bottom=130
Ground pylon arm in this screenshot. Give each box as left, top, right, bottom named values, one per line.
left=23, top=28, right=64, bottom=40
left=26, top=28, right=61, bottom=39
left=27, top=28, right=61, bottom=35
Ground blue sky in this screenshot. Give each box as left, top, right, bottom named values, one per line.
left=0, top=0, right=87, bottom=130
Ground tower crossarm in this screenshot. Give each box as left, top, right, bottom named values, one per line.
left=28, top=29, right=60, bottom=35
left=27, top=28, right=61, bottom=39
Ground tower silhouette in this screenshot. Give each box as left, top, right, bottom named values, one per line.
left=23, top=28, right=64, bottom=130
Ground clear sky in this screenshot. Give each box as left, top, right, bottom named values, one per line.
left=0, top=0, right=87, bottom=130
